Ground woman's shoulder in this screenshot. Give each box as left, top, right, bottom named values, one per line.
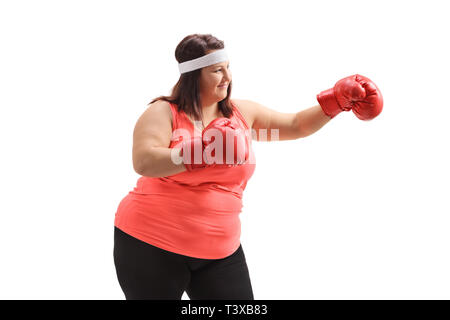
left=149, top=99, right=172, bottom=112
left=231, top=98, right=255, bottom=129
left=146, top=99, right=173, bottom=127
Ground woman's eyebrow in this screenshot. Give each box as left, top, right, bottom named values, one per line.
left=211, top=63, right=230, bottom=68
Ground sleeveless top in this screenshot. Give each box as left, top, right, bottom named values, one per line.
left=114, top=100, right=256, bottom=259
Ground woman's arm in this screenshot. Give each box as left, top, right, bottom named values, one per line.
left=235, top=74, right=383, bottom=142
left=138, top=146, right=186, bottom=178
left=234, top=99, right=331, bottom=141
left=132, top=101, right=187, bottom=178
left=293, top=104, right=331, bottom=138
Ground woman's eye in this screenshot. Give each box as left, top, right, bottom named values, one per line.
left=215, top=66, right=230, bottom=72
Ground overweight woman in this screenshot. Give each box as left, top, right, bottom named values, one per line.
left=113, top=33, right=383, bottom=300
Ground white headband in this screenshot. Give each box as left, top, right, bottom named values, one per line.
left=178, top=49, right=228, bottom=74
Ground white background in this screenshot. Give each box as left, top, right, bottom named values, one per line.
left=1, top=0, right=449, bottom=299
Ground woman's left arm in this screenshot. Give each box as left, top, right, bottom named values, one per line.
left=234, top=99, right=331, bottom=141
left=293, top=104, right=331, bottom=139
left=237, top=74, right=384, bottom=142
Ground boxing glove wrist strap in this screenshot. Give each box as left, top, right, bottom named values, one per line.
left=180, top=138, right=207, bottom=172
left=316, top=88, right=343, bottom=119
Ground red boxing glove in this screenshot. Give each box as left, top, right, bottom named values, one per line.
left=181, top=118, right=249, bottom=172
left=180, top=135, right=207, bottom=172
left=317, top=74, right=383, bottom=120
left=203, top=118, right=249, bottom=168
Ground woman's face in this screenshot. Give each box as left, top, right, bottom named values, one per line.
left=199, top=51, right=232, bottom=103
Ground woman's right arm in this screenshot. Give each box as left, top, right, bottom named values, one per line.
left=132, top=101, right=187, bottom=178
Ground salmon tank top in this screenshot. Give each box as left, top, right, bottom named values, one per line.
left=114, top=100, right=256, bottom=259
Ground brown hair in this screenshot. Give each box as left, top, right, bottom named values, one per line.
left=148, top=34, right=234, bottom=122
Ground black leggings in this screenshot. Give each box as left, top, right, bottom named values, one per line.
left=113, top=227, right=254, bottom=300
